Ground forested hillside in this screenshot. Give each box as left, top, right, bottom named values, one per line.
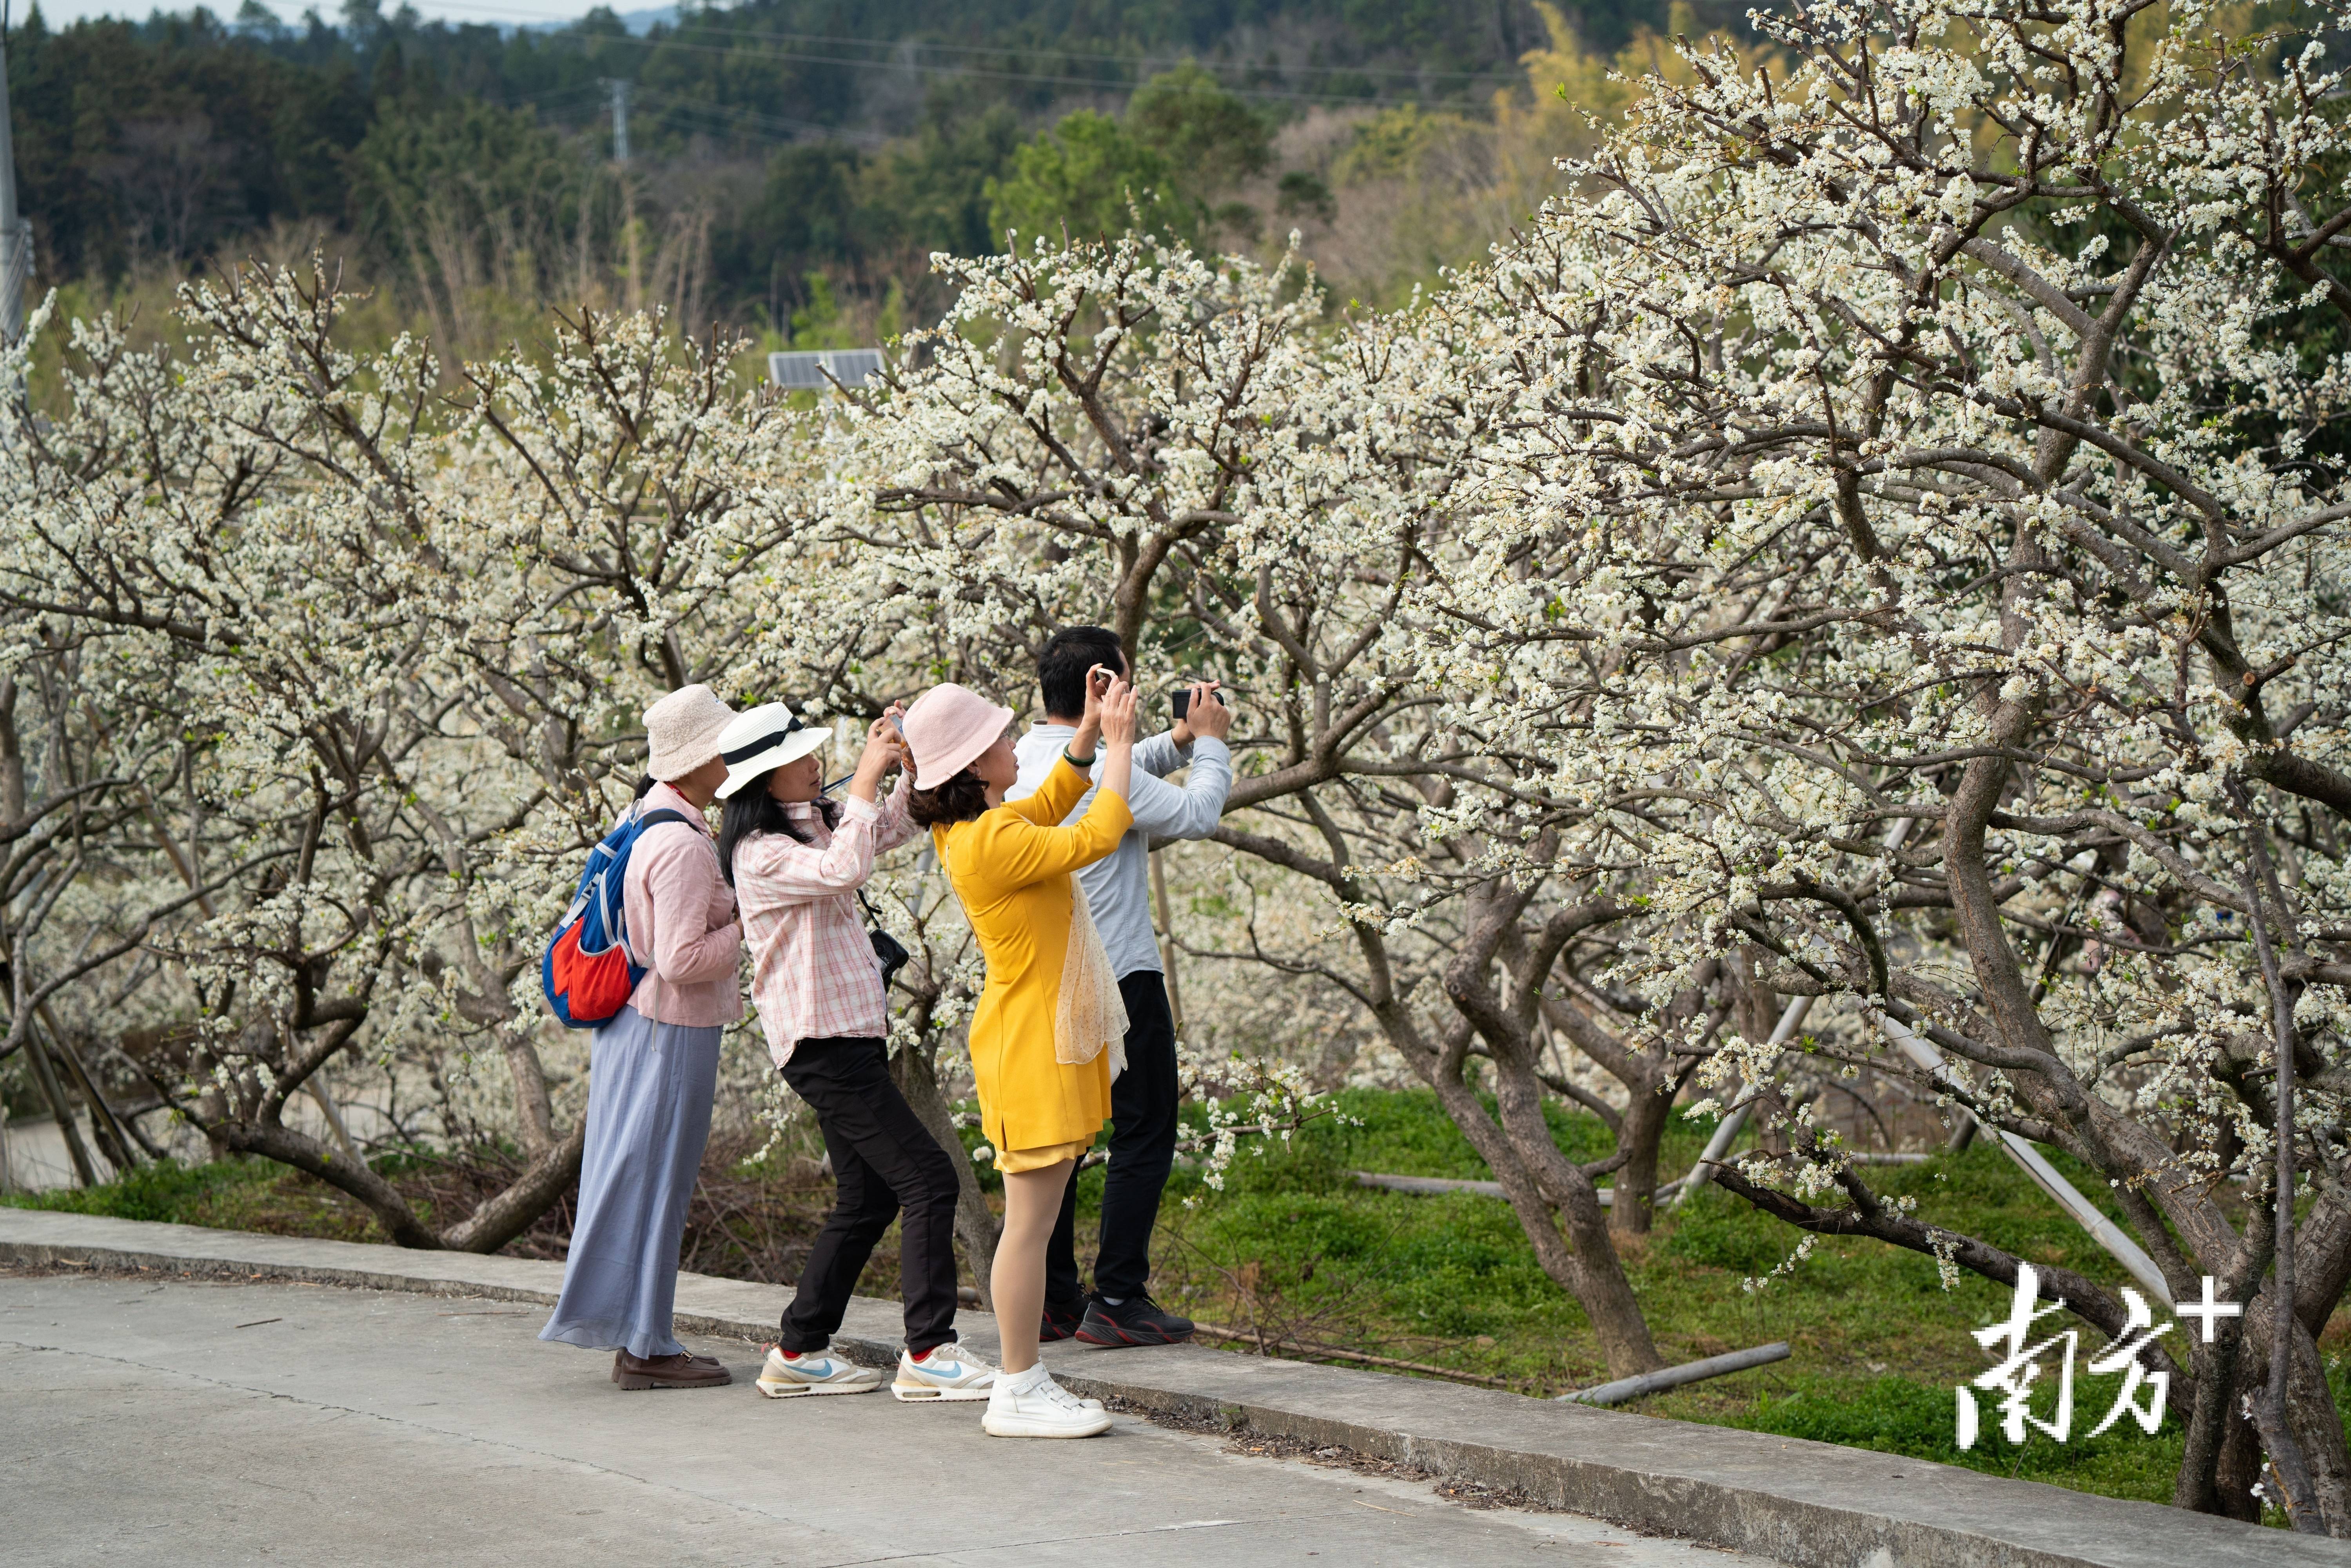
left=3, top=0, right=1725, bottom=354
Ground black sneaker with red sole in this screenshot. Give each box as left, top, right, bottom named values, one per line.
left=1038, top=1298, right=1087, bottom=1343
left=1075, top=1294, right=1195, bottom=1347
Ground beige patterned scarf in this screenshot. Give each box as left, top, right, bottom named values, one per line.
left=1055, top=876, right=1128, bottom=1077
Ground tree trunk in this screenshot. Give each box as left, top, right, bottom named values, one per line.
left=1428, top=1063, right=1663, bottom=1377
left=2212, top=1353, right=2271, bottom=1522
left=2278, top=1303, right=2351, bottom=1533
left=2177, top=1309, right=2254, bottom=1517
left=501, top=1028, right=557, bottom=1160
left=893, top=1040, right=998, bottom=1307
left=441, top=1119, right=587, bottom=1254
left=2296, top=1376, right=2351, bottom=1534
left=1493, top=1047, right=1663, bottom=1374
left=221, top=1117, right=443, bottom=1249
left=44, top=1024, right=138, bottom=1173
left=23, top=1034, right=98, bottom=1188
left=1611, top=1079, right=1674, bottom=1237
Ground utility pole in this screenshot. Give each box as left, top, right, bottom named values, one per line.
left=603, top=77, right=632, bottom=163
left=0, top=2, right=32, bottom=350
left=601, top=78, right=639, bottom=312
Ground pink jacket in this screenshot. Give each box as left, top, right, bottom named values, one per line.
left=621, top=782, right=743, bottom=1027
left=735, top=779, right=919, bottom=1066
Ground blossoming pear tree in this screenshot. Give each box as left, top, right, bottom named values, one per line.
left=0, top=266, right=810, bottom=1249
left=786, top=231, right=1707, bottom=1377
left=1413, top=0, right=2350, bottom=1526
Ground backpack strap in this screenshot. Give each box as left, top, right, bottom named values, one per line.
left=636, top=808, right=692, bottom=833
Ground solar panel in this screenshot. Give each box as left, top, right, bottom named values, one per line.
left=768, top=348, right=885, bottom=391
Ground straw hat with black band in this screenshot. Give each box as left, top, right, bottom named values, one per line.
left=712, top=703, right=832, bottom=801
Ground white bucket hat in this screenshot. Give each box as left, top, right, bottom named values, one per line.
left=642, top=684, right=738, bottom=782
left=713, top=702, right=830, bottom=801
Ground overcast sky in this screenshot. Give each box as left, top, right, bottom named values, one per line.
left=13, top=0, right=621, bottom=29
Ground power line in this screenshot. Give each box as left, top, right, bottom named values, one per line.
left=527, top=31, right=1485, bottom=109
left=667, top=21, right=1525, bottom=85
left=403, top=0, right=1526, bottom=83
left=354, top=0, right=1527, bottom=107
left=497, top=80, right=608, bottom=109
left=632, top=86, right=891, bottom=147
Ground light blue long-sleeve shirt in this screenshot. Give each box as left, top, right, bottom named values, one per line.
left=1008, top=722, right=1232, bottom=980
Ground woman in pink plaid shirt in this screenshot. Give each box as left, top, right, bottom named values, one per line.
left=714, top=701, right=997, bottom=1405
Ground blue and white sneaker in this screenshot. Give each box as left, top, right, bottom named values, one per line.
left=756, top=1346, right=884, bottom=1399
left=892, top=1336, right=998, bottom=1402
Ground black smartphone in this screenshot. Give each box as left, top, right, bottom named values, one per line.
left=1172, top=689, right=1191, bottom=721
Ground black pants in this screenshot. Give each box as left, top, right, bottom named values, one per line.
left=1046, top=971, right=1179, bottom=1307
left=777, top=1036, right=961, bottom=1356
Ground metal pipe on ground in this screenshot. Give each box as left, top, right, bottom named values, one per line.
left=1879, top=1014, right=2173, bottom=1308
left=1678, top=817, right=1919, bottom=1209
left=1678, top=1013, right=2172, bottom=1308
left=1656, top=808, right=2168, bottom=1308
left=1353, top=1171, right=1690, bottom=1206
left=1672, top=992, right=1814, bottom=1209
left=1558, top=1341, right=1792, bottom=1405
left=1356, top=1154, right=1921, bottom=1204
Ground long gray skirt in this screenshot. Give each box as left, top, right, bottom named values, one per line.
left=539, top=1004, right=722, bottom=1360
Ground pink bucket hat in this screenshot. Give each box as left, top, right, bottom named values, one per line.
left=902, top=683, right=1015, bottom=791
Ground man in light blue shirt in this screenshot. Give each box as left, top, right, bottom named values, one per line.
left=1008, top=626, right=1232, bottom=1346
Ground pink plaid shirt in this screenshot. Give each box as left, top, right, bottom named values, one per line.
left=734, top=777, right=919, bottom=1067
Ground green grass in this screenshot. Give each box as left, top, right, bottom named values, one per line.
left=1124, top=1087, right=2336, bottom=1509
left=17, top=1087, right=2342, bottom=1515
left=4, top=1154, right=377, bottom=1239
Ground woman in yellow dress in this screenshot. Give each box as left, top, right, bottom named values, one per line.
left=902, top=668, right=1137, bottom=1439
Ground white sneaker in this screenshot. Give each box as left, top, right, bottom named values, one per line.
left=982, top=1368, right=1114, bottom=1438
left=756, top=1347, right=884, bottom=1399
left=893, top=1337, right=997, bottom=1403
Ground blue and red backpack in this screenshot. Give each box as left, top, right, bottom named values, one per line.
left=541, top=805, right=690, bottom=1028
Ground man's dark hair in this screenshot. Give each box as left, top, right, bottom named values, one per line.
left=1038, top=626, right=1127, bottom=719
left=908, top=768, right=991, bottom=828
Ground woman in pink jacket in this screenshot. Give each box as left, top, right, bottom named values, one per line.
left=716, top=701, right=998, bottom=1404
left=541, top=685, right=744, bottom=1391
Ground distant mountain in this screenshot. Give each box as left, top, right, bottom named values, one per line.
left=517, top=5, right=676, bottom=36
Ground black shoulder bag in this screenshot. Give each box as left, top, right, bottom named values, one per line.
left=858, top=890, right=910, bottom=988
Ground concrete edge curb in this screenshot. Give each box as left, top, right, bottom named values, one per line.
left=2, top=1213, right=2336, bottom=1568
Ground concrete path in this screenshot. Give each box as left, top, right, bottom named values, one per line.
left=2, top=1208, right=2337, bottom=1568
left=0, top=1267, right=1768, bottom=1568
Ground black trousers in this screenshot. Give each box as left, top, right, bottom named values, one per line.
left=1046, top=971, right=1180, bottom=1306
left=777, top=1036, right=961, bottom=1356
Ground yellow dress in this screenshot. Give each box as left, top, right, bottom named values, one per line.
left=933, top=756, right=1133, bottom=1167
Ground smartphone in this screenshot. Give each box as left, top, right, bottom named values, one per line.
left=1172, top=689, right=1191, bottom=721
left=890, top=713, right=904, bottom=735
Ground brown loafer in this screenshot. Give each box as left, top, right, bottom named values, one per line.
left=609, top=1351, right=726, bottom=1384
left=613, top=1350, right=733, bottom=1390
